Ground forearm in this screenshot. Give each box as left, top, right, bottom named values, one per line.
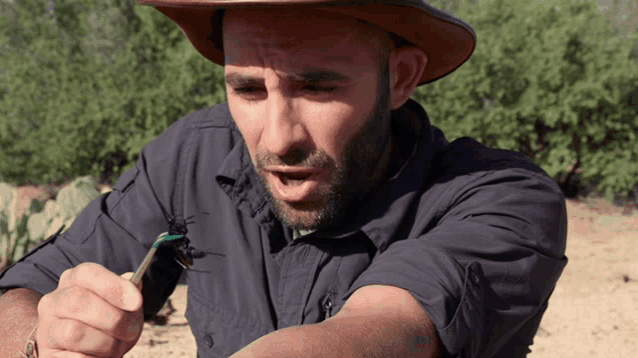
left=0, top=288, right=42, bottom=358
left=229, top=321, right=347, bottom=358
left=230, top=314, right=437, bottom=358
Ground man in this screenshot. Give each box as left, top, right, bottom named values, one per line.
left=0, top=1, right=568, bottom=357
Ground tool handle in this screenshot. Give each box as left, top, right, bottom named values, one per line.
left=130, top=246, right=158, bottom=286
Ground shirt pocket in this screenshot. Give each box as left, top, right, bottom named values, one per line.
left=185, top=286, right=272, bottom=357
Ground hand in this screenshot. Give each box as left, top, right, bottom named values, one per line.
left=36, top=262, right=144, bottom=357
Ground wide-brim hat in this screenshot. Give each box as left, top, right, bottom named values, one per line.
left=135, top=0, right=476, bottom=86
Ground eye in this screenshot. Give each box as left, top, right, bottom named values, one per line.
left=232, top=87, right=266, bottom=102
left=231, top=85, right=338, bottom=101
left=233, top=87, right=262, bottom=94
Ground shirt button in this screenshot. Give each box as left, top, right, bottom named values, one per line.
left=204, top=334, right=214, bottom=348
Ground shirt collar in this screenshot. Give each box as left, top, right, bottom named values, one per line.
left=216, top=99, right=448, bottom=253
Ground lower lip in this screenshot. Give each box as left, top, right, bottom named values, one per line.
left=269, top=171, right=323, bottom=202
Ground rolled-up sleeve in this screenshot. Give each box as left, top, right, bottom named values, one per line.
left=342, top=167, right=568, bottom=357
left=0, top=111, right=205, bottom=319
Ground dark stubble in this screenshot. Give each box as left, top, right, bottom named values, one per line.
left=252, top=70, right=392, bottom=231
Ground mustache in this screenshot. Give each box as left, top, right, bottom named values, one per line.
left=255, top=148, right=334, bottom=168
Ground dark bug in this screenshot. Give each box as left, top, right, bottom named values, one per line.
left=173, top=236, right=226, bottom=271
left=163, top=211, right=225, bottom=273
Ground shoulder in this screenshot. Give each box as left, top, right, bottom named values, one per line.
left=434, top=137, right=547, bottom=178
left=119, top=103, right=242, bottom=193
left=429, top=137, right=563, bottom=195
left=163, top=102, right=238, bottom=137
left=143, top=102, right=241, bottom=158
left=425, top=137, right=566, bottom=222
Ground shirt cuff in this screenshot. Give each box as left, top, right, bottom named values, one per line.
left=341, top=244, right=484, bottom=357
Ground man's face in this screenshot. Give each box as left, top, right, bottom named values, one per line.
left=223, top=8, right=393, bottom=231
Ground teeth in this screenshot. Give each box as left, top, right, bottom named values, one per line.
left=287, top=179, right=305, bottom=186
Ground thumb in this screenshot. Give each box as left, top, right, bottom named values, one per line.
left=120, top=272, right=143, bottom=292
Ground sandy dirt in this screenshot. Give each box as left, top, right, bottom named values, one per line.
left=118, top=197, right=638, bottom=357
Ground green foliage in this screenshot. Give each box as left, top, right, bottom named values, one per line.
left=0, top=0, right=226, bottom=187
left=414, top=0, right=638, bottom=203
left=2, top=0, right=637, bottom=205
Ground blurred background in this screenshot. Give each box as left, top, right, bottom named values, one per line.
left=1, top=0, right=637, bottom=278
left=1, top=0, right=636, bottom=198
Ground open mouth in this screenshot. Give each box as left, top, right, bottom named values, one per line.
left=266, top=168, right=325, bottom=202
left=276, top=172, right=313, bottom=186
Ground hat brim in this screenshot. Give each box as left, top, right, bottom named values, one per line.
left=137, top=0, right=476, bottom=86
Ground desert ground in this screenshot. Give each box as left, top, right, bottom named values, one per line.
left=118, top=197, right=638, bottom=357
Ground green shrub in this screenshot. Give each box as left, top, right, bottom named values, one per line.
left=414, top=0, right=638, bottom=203
left=0, top=0, right=226, bottom=187
left=2, top=0, right=637, bottom=204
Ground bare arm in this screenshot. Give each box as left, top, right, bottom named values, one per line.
left=230, top=285, right=439, bottom=358
left=0, top=288, right=43, bottom=358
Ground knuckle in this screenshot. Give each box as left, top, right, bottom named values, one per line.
left=43, top=286, right=92, bottom=320
left=67, top=284, right=89, bottom=297
left=75, top=262, right=97, bottom=279
left=42, top=319, right=71, bottom=348
left=58, top=268, right=73, bottom=286
left=63, top=286, right=91, bottom=313
left=59, top=319, right=86, bottom=345
left=44, top=319, right=125, bottom=357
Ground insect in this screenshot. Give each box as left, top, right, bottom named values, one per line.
left=163, top=211, right=226, bottom=273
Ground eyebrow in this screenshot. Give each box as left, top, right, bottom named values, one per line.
left=225, top=70, right=353, bottom=87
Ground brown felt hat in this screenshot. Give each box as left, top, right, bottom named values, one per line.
left=135, top=0, right=476, bottom=86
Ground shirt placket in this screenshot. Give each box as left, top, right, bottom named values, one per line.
left=276, top=241, right=324, bottom=328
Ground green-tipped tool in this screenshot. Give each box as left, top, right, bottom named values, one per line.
left=130, top=232, right=184, bottom=286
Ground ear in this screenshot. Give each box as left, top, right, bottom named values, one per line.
left=389, top=47, right=428, bottom=110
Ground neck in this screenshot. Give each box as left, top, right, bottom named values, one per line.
left=369, top=130, right=396, bottom=185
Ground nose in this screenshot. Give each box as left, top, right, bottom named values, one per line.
left=262, top=92, right=309, bottom=158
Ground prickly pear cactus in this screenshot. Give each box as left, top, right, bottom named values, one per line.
left=0, top=183, right=28, bottom=270
left=0, top=183, right=18, bottom=232
left=27, top=176, right=100, bottom=242
left=0, top=176, right=103, bottom=270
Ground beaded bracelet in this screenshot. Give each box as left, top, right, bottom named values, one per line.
left=20, top=323, right=38, bottom=358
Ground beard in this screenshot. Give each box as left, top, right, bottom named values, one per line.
left=252, top=71, right=392, bottom=232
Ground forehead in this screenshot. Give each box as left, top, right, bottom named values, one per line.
left=222, top=8, right=380, bottom=69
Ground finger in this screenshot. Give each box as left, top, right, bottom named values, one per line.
left=38, top=286, right=144, bottom=343
left=39, top=318, right=130, bottom=358
left=59, top=262, right=143, bottom=312
left=120, top=272, right=142, bottom=292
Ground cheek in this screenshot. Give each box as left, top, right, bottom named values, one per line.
left=227, top=99, right=261, bottom=159
left=306, top=103, right=365, bottom=159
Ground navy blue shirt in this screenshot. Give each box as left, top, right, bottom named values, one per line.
left=0, top=99, right=568, bottom=357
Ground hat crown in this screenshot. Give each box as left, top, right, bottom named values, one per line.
left=136, top=0, right=476, bottom=85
